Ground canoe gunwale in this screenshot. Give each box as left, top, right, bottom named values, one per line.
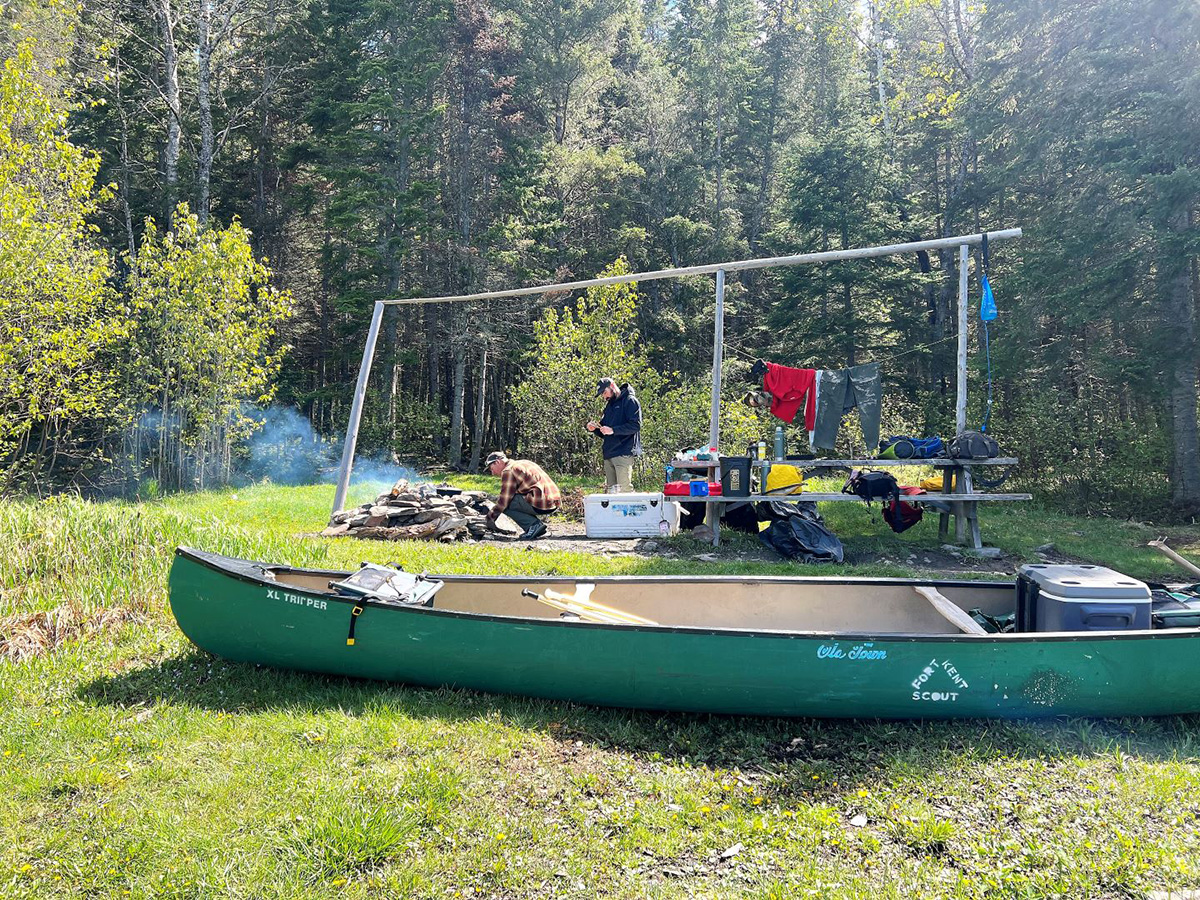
left=173, top=546, right=1200, bottom=646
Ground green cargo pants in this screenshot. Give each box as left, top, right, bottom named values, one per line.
left=603, top=455, right=635, bottom=492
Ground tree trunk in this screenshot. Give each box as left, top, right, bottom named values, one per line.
left=869, top=0, right=891, bottom=131
left=448, top=343, right=467, bottom=468
left=554, top=89, right=568, bottom=144
left=467, top=345, right=488, bottom=472
left=159, top=0, right=181, bottom=218
left=426, top=309, right=443, bottom=456
left=197, top=0, right=214, bottom=224
left=713, top=90, right=724, bottom=247
left=746, top=0, right=786, bottom=257
left=253, top=0, right=278, bottom=248
left=1167, top=198, right=1200, bottom=509
left=115, top=48, right=136, bottom=257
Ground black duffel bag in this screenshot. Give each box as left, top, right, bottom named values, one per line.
left=947, top=430, right=1000, bottom=459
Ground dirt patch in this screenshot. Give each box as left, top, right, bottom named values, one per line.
left=505, top=520, right=780, bottom=562
left=502, top=521, right=1022, bottom=573
left=854, top=546, right=1016, bottom=575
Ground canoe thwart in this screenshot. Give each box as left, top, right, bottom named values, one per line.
left=914, top=585, right=987, bottom=635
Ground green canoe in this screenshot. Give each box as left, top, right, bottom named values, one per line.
left=168, top=547, right=1200, bottom=719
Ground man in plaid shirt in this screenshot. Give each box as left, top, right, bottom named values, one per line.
left=485, top=451, right=561, bottom=540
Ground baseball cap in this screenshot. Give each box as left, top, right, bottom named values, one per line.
left=596, top=377, right=616, bottom=396
left=484, top=451, right=507, bottom=467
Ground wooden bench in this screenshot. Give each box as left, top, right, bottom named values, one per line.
left=672, top=457, right=1027, bottom=550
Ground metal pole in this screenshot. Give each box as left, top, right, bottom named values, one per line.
left=956, top=243, right=969, bottom=435
left=707, top=269, right=726, bottom=547
left=709, top=268, right=725, bottom=449
left=332, top=301, right=386, bottom=515
left=381, top=228, right=1023, bottom=307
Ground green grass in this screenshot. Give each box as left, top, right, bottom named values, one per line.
left=3, top=481, right=1200, bottom=897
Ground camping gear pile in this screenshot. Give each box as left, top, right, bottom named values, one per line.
left=324, top=479, right=519, bottom=542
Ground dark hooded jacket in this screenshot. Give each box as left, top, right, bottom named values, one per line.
left=595, top=383, right=643, bottom=459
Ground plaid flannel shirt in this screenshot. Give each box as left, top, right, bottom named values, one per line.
left=490, top=459, right=561, bottom=518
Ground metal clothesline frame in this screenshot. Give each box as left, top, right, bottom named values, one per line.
left=332, top=227, right=1023, bottom=515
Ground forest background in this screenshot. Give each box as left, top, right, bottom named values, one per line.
left=1, top=0, right=1198, bottom=518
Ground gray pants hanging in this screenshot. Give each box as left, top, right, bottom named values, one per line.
left=811, top=363, right=881, bottom=451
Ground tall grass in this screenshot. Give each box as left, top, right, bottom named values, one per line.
left=0, top=493, right=327, bottom=620
left=3, top=478, right=1200, bottom=625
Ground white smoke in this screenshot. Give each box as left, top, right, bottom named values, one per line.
left=241, top=405, right=420, bottom=488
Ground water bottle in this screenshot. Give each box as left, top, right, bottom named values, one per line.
left=774, top=426, right=786, bottom=460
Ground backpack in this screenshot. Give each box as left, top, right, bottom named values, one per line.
left=883, top=486, right=924, bottom=533
left=841, top=469, right=899, bottom=504
left=947, top=430, right=1000, bottom=459
left=878, top=436, right=945, bottom=460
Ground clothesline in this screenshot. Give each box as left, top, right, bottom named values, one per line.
left=721, top=334, right=958, bottom=372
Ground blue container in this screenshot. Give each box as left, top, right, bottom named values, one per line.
left=689, top=481, right=710, bottom=497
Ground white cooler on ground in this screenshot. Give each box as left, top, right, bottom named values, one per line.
left=584, top=492, right=681, bottom=538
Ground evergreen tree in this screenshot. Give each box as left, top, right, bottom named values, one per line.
left=975, top=0, right=1200, bottom=509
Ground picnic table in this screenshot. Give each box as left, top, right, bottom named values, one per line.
left=672, top=457, right=1028, bottom=550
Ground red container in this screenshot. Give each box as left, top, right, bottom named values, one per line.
left=707, top=482, right=723, bottom=495
left=663, top=481, right=691, bottom=496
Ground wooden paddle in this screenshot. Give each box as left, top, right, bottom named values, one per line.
left=1149, top=538, right=1200, bottom=579
left=914, top=585, right=987, bottom=635
left=521, top=585, right=658, bottom=626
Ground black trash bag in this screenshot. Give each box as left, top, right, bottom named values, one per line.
left=722, top=501, right=761, bottom=534
left=759, top=517, right=844, bottom=564
left=754, top=499, right=824, bottom=525
left=679, top=501, right=707, bottom=530
left=680, top=500, right=761, bottom=534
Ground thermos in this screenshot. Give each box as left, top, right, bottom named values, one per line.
left=773, top=426, right=786, bottom=461
left=756, top=440, right=766, bottom=460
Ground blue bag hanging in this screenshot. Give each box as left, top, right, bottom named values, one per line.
left=980, top=273, right=997, bottom=321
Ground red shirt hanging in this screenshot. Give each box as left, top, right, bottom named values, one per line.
left=762, top=362, right=817, bottom=429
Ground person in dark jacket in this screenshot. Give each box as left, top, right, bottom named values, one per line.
left=585, top=377, right=642, bottom=492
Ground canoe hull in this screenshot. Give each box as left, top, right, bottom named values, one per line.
left=168, top=548, right=1200, bottom=719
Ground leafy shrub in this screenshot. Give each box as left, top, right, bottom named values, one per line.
left=124, top=205, right=293, bottom=491
left=0, top=41, right=131, bottom=489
